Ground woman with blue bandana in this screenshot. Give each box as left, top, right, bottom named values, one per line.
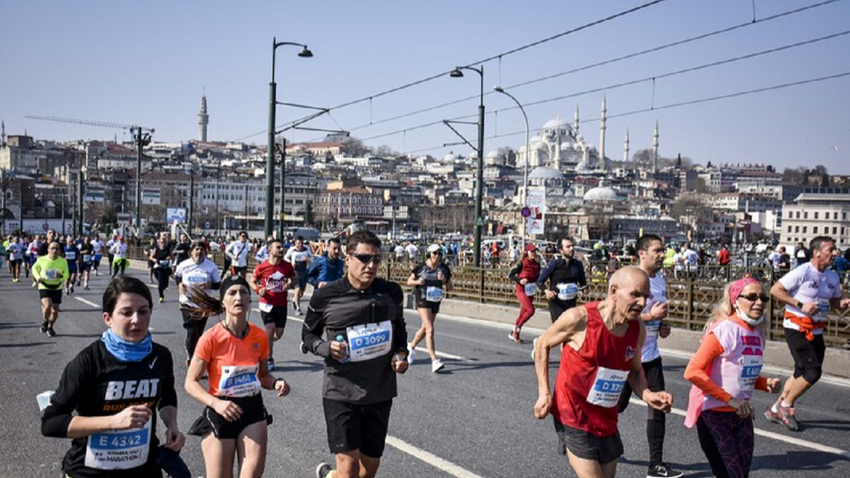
left=42, top=276, right=186, bottom=478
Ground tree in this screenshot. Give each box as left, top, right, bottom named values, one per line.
left=374, top=145, right=398, bottom=157
left=340, top=137, right=370, bottom=157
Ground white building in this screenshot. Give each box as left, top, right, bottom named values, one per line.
left=780, top=188, right=850, bottom=248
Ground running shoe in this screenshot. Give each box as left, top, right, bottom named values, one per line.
left=431, top=358, right=444, bottom=373
left=315, top=463, right=333, bottom=478
left=509, top=328, right=521, bottom=343
left=407, top=343, right=416, bottom=365
left=295, top=307, right=302, bottom=316
left=40, top=322, right=49, bottom=334
left=267, top=357, right=276, bottom=371
left=647, top=463, right=683, bottom=478
left=31, top=282, right=37, bottom=288
left=159, top=296, right=164, bottom=303
left=70, top=285, right=74, bottom=294
left=531, top=337, right=538, bottom=360
left=765, top=403, right=799, bottom=431
left=46, top=328, right=56, bottom=338
left=300, top=341, right=309, bottom=354
left=84, top=285, right=90, bottom=290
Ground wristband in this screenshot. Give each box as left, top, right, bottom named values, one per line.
left=796, top=301, right=804, bottom=309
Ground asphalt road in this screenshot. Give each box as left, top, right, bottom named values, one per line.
left=2, top=265, right=849, bottom=477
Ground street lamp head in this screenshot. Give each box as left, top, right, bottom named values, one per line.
left=297, top=46, right=313, bottom=58
left=449, top=68, right=464, bottom=78
left=493, top=85, right=505, bottom=93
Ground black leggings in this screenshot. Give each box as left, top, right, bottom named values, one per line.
left=154, top=267, right=171, bottom=298
left=617, top=356, right=666, bottom=467
left=182, top=309, right=208, bottom=362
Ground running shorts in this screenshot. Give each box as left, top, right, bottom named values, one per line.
left=323, top=398, right=392, bottom=457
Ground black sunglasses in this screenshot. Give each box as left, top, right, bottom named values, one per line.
left=431, top=251, right=443, bottom=256
left=352, top=253, right=382, bottom=265
left=739, top=293, right=770, bottom=303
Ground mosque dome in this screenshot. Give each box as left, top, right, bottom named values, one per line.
left=443, top=152, right=463, bottom=162
left=575, top=161, right=590, bottom=172
left=528, top=166, right=565, bottom=181
left=485, top=150, right=501, bottom=159
left=583, top=186, right=621, bottom=202
left=541, top=116, right=573, bottom=133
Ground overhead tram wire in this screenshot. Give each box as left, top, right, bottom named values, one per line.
left=230, top=0, right=671, bottom=143
left=299, top=0, right=847, bottom=144
left=399, top=70, right=850, bottom=157
left=348, top=29, right=850, bottom=144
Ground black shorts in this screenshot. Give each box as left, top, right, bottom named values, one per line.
left=260, top=305, right=288, bottom=328
left=181, top=307, right=208, bottom=326
left=414, top=298, right=441, bottom=314
left=80, top=262, right=92, bottom=272
left=553, top=420, right=623, bottom=464
left=785, top=328, right=826, bottom=378
left=39, top=289, right=63, bottom=304
left=294, top=271, right=308, bottom=290
left=188, top=395, right=269, bottom=440
left=323, top=398, right=392, bottom=457
left=617, top=356, right=665, bottom=413
left=147, top=259, right=154, bottom=268
left=11, top=258, right=22, bottom=266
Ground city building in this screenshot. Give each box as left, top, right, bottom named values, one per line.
left=781, top=188, right=850, bottom=247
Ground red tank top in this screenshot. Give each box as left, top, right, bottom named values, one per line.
left=550, top=302, right=640, bottom=437
left=518, top=257, right=540, bottom=281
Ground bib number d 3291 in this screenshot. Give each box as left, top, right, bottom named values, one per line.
left=586, top=367, right=629, bottom=408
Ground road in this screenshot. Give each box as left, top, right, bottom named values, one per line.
left=2, top=264, right=849, bottom=477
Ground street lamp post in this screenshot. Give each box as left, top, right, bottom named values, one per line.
left=493, top=86, right=529, bottom=249
left=450, top=65, right=485, bottom=268
left=266, top=38, right=312, bottom=239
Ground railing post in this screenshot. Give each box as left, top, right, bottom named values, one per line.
left=687, top=277, right=694, bottom=330
left=479, top=267, right=485, bottom=303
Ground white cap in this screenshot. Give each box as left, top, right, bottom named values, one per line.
left=427, top=244, right=442, bottom=253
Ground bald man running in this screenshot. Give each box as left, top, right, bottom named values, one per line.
left=533, top=266, right=674, bottom=478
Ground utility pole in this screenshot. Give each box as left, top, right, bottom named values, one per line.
left=215, top=157, right=221, bottom=236
left=77, top=166, right=84, bottom=236
left=278, top=139, right=286, bottom=240
left=1, top=169, right=6, bottom=237
left=244, top=182, right=249, bottom=231
left=188, top=171, right=195, bottom=233
left=133, top=127, right=152, bottom=238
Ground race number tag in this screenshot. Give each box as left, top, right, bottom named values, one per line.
left=426, top=286, right=443, bottom=302
left=346, top=321, right=393, bottom=362
left=258, top=302, right=274, bottom=313
left=816, top=298, right=830, bottom=321
left=158, top=259, right=170, bottom=268
left=557, top=283, right=578, bottom=301
left=218, top=365, right=261, bottom=398
left=184, top=271, right=208, bottom=285
left=85, top=420, right=151, bottom=470
left=739, top=354, right=763, bottom=391
left=83, top=254, right=92, bottom=263
left=66, top=251, right=76, bottom=260
left=45, top=269, right=61, bottom=280
left=586, top=367, right=629, bottom=408
left=524, top=283, right=538, bottom=296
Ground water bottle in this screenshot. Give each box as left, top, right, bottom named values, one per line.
left=335, top=335, right=350, bottom=363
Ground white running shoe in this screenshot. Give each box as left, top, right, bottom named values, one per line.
left=431, top=358, right=444, bottom=373
left=407, top=343, right=416, bottom=365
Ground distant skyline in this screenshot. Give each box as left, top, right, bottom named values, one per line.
left=2, top=0, right=849, bottom=174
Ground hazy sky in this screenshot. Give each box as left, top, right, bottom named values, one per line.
left=3, top=0, right=849, bottom=174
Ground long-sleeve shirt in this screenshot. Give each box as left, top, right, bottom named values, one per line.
left=306, top=255, right=345, bottom=287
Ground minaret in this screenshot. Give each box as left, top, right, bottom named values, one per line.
left=1, top=121, right=5, bottom=147
left=623, top=128, right=630, bottom=162
left=573, top=103, right=580, bottom=136
left=652, top=120, right=659, bottom=174
left=598, top=95, right=607, bottom=169
left=198, top=93, right=209, bottom=142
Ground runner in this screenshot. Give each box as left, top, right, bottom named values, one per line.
left=174, top=240, right=222, bottom=365
left=284, top=235, right=313, bottom=315
left=532, top=266, right=673, bottom=478
left=105, top=234, right=117, bottom=272
left=306, top=237, right=345, bottom=290
left=28, top=234, right=41, bottom=285
left=41, top=276, right=186, bottom=477
left=8, top=235, right=24, bottom=282
left=78, top=237, right=94, bottom=290
left=766, top=236, right=850, bottom=430
left=91, top=234, right=105, bottom=276
left=63, top=236, right=81, bottom=295
left=225, top=231, right=252, bottom=278
left=33, top=241, right=69, bottom=338
left=615, top=234, right=681, bottom=478
left=508, top=243, right=542, bottom=343
left=406, top=243, right=452, bottom=373
left=248, top=237, right=296, bottom=371
left=110, top=236, right=129, bottom=278
left=537, top=237, right=587, bottom=324
left=684, top=277, right=780, bottom=478
left=146, top=236, right=157, bottom=284
left=172, top=233, right=191, bottom=278
left=303, top=230, right=409, bottom=478
left=184, top=275, right=290, bottom=478
left=150, top=232, right=174, bottom=303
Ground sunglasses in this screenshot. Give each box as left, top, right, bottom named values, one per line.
left=431, top=251, right=443, bottom=256
left=739, top=293, right=770, bottom=303
left=352, top=253, right=382, bottom=265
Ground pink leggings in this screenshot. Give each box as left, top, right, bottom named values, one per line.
left=515, top=283, right=535, bottom=328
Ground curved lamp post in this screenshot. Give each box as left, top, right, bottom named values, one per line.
left=266, top=39, right=312, bottom=239
left=493, top=85, right=530, bottom=249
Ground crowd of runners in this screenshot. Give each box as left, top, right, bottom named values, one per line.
left=14, top=226, right=847, bottom=477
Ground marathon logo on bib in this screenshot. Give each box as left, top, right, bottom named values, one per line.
left=45, top=269, right=61, bottom=280
left=425, top=286, right=443, bottom=302
left=587, top=367, right=629, bottom=408
left=85, top=421, right=151, bottom=470
left=557, top=283, right=578, bottom=301
left=524, top=283, right=538, bottom=296
left=184, top=271, right=208, bottom=284
left=218, top=365, right=261, bottom=397
left=158, top=259, right=170, bottom=267
left=346, top=321, right=393, bottom=362
left=66, top=251, right=76, bottom=260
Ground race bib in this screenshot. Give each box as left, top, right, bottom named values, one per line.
left=184, top=271, right=208, bottom=285
left=82, top=254, right=92, bottom=263
left=426, top=286, right=443, bottom=303
left=586, top=367, right=629, bottom=408
left=158, top=259, right=170, bottom=268
left=346, top=321, right=393, bottom=363
left=557, top=283, right=578, bottom=301
left=524, top=283, right=537, bottom=296
left=259, top=302, right=274, bottom=313
left=739, top=354, right=763, bottom=392
left=816, top=298, right=830, bottom=321
left=218, top=365, right=261, bottom=398
left=45, top=269, right=61, bottom=280
left=85, top=420, right=151, bottom=470
left=65, top=251, right=76, bottom=260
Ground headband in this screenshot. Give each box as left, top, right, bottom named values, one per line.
left=729, top=277, right=759, bottom=304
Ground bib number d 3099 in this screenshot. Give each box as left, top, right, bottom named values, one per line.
left=346, top=321, right=393, bottom=362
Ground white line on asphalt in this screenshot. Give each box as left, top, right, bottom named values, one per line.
left=75, top=297, right=100, bottom=308
left=385, top=435, right=486, bottom=478
left=627, top=398, right=849, bottom=457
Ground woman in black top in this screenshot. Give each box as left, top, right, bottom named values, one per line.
left=149, top=234, right=174, bottom=303
left=406, top=244, right=451, bottom=373
left=41, top=276, right=185, bottom=478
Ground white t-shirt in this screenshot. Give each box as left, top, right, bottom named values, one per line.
left=673, top=253, right=686, bottom=271
left=175, top=258, right=222, bottom=307
left=284, top=246, right=313, bottom=271
left=406, top=244, right=418, bottom=259
left=683, top=249, right=699, bottom=271
left=779, top=262, right=841, bottom=333
left=226, top=240, right=251, bottom=268
left=641, top=273, right=667, bottom=363
left=91, top=240, right=104, bottom=254
left=767, top=251, right=781, bottom=270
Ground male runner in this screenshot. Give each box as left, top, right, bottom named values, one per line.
left=226, top=231, right=252, bottom=278
left=249, top=238, right=296, bottom=370
left=537, top=237, right=587, bottom=323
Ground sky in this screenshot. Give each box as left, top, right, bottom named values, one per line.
left=2, top=0, right=849, bottom=174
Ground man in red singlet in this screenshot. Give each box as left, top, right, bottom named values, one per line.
left=532, top=266, right=674, bottom=478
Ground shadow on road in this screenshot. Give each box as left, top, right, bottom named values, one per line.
left=0, top=322, right=38, bottom=329
left=796, top=419, right=850, bottom=433
left=277, top=360, right=324, bottom=373
left=752, top=450, right=850, bottom=471
left=0, top=341, right=52, bottom=348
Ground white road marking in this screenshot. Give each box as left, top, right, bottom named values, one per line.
left=627, top=398, right=849, bottom=457
left=75, top=297, right=100, bottom=308
left=385, top=435, right=486, bottom=478
left=411, top=346, right=467, bottom=361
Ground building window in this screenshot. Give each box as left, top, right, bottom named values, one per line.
left=795, top=226, right=799, bottom=233
left=813, top=227, right=818, bottom=234
left=803, top=227, right=807, bottom=233
left=804, top=212, right=808, bottom=219
left=787, top=226, right=792, bottom=233
left=814, top=212, right=818, bottom=219
left=796, top=211, right=800, bottom=219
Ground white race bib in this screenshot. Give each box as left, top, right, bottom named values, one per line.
left=45, top=269, right=60, bottom=280
left=816, top=298, right=830, bottom=321
left=739, top=354, right=763, bottom=391
left=557, top=283, right=578, bottom=301
left=259, top=302, right=274, bottom=313
left=524, top=283, right=537, bottom=296
left=184, top=271, right=208, bottom=285
left=65, top=251, right=76, bottom=260
left=218, top=365, right=261, bottom=398
left=83, top=254, right=92, bottom=263
left=426, top=286, right=443, bottom=303
left=85, top=420, right=151, bottom=470
left=346, top=321, right=393, bottom=363
left=586, top=367, right=629, bottom=408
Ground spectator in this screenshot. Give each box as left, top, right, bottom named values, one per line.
left=794, top=241, right=811, bottom=267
